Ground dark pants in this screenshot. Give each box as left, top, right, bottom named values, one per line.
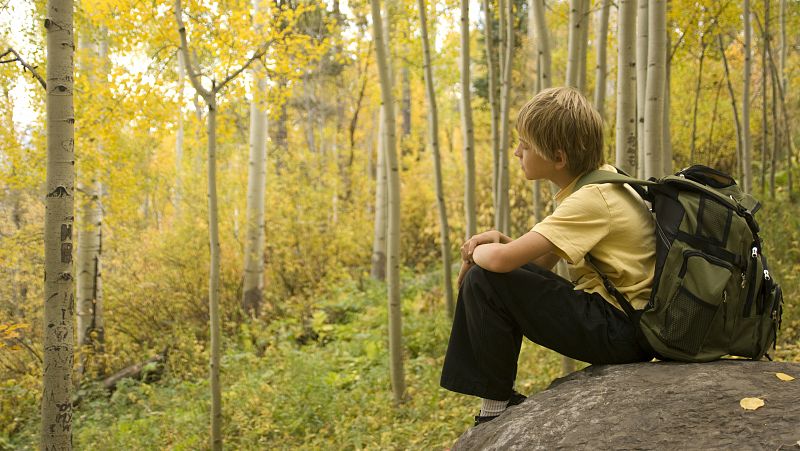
left=440, top=263, right=654, bottom=401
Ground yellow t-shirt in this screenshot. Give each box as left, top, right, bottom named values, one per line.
left=531, top=164, right=656, bottom=311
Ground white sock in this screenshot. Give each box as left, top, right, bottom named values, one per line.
left=479, top=398, right=510, bottom=417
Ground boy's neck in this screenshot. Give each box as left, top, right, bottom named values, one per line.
left=549, top=169, right=579, bottom=190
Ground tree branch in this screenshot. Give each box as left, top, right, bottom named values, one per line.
left=175, top=0, right=211, bottom=100
left=0, top=47, right=46, bottom=89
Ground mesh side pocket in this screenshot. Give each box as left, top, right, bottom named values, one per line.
left=697, top=196, right=732, bottom=245
left=662, top=287, right=718, bottom=355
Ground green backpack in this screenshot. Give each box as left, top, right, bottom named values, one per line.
left=576, top=165, right=783, bottom=363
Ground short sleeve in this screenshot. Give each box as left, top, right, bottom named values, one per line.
left=531, top=186, right=611, bottom=264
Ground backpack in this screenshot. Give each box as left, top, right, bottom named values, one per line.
left=575, top=165, right=783, bottom=363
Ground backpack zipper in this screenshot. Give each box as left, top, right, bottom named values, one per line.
left=742, top=245, right=759, bottom=317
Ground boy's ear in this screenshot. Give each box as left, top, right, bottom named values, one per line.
left=554, top=149, right=568, bottom=170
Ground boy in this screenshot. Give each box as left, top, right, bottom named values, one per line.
left=440, top=87, right=656, bottom=425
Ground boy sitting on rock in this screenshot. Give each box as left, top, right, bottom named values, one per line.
left=441, top=87, right=656, bottom=425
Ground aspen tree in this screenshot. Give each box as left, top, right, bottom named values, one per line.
left=566, top=0, right=581, bottom=87
left=175, top=51, right=185, bottom=218
left=242, top=0, right=268, bottom=317
left=636, top=0, right=648, bottom=177
left=530, top=0, right=551, bottom=224
left=483, top=0, right=501, bottom=229
left=743, top=0, right=753, bottom=192
left=370, top=108, right=388, bottom=281
left=576, top=0, right=589, bottom=93
left=41, top=0, right=75, bottom=448
left=643, top=0, right=666, bottom=178
left=418, top=0, right=454, bottom=317
left=461, top=0, right=476, bottom=238
left=76, top=30, right=106, bottom=375
left=497, top=0, right=514, bottom=235
left=779, top=0, right=791, bottom=196
left=176, top=1, right=269, bottom=446
left=718, top=35, right=744, bottom=180
left=370, top=0, right=406, bottom=403
left=663, top=29, right=672, bottom=175
left=760, top=0, right=769, bottom=194
left=594, top=0, right=611, bottom=119
left=616, top=0, right=637, bottom=174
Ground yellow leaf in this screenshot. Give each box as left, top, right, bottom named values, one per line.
left=775, top=372, right=795, bottom=381
left=740, top=397, right=765, bottom=410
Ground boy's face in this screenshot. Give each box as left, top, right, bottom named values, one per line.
left=514, top=138, right=558, bottom=181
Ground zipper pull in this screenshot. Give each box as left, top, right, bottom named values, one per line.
left=764, top=270, right=771, bottom=281
left=741, top=273, right=746, bottom=288
left=751, top=247, right=759, bottom=258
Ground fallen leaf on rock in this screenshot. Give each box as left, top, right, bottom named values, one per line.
left=739, top=397, right=765, bottom=410
left=775, top=372, right=795, bottom=381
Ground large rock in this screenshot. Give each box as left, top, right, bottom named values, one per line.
left=455, top=361, right=800, bottom=450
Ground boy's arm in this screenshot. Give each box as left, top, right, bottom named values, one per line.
left=472, top=231, right=557, bottom=273
left=530, top=252, right=560, bottom=271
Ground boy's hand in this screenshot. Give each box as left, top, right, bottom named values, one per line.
left=457, top=260, right=475, bottom=288
left=460, top=231, right=501, bottom=263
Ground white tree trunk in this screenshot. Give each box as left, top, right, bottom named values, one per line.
left=483, top=0, right=501, bottom=230
left=498, top=0, right=514, bottom=234
left=743, top=0, right=753, bottom=192
left=418, top=0, right=454, bottom=316
left=242, top=71, right=267, bottom=316
left=576, top=0, right=589, bottom=92
left=531, top=0, right=552, bottom=89
left=615, top=0, right=637, bottom=173
left=461, top=0, right=476, bottom=238
left=176, top=51, right=185, bottom=217
left=594, top=0, right=611, bottom=119
left=636, top=0, right=648, bottom=177
left=370, top=107, right=388, bottom=281
left=76, top=30, right=106, bottom=375
left=566, top=0, right=581, bottom=87
left=643, top=0, right=666, bottom=178
left=370, top=0, right=406, bottom=403
left=42, top=0, right=75, bottom=448
left=662, top=29, right=672, bottom=174
left=718, top=35, right=744, bottom=180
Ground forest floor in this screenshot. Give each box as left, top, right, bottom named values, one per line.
left=5, top=196, right=799, bottom=450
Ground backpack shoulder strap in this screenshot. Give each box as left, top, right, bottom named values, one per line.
left=575, top=168, right=657, bottom=200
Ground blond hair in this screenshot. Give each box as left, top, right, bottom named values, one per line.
left=516, top=87, right=604, bottom=176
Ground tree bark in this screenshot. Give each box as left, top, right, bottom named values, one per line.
left=636, top=0, right=648, bottom=177
left=461, top=0, right=477, bottom=238
left=176, top=1, right=267, bottom=446
left=498, top=0, right=514, bottom=235
left=616, top=0, right=637, bottom=174
left=41, top=0, right=75, bottom=448
left=77, top=30, right=106, bottom=376
left=663, top=29, right=672, bottom=174
left=176, top=51, right=185, bottom=217
left=594, top=0, right=611, bottom=119
left=483, top=0, right=501, bottom=230
left=643, top=0, right=666, bottom=178
left=531, top=0, right=552, bottom=89
left=718, top=35, right=744, bottom=181
left=370, top=0, right=406, bottom=403
left=370, top=107, right=388, bottom=281
left=242, top=3, right=268, bottom=317
left=690, top=41, right=707, bottom=164
left=566, top=0, right=581, bottom=87
left=760, top=0, right=769, bottom=194
left=418, top=0, right=454, bottom=317
left=576, top=0, right=590, bottom=93
left=743, top=0, right=753, bottom=192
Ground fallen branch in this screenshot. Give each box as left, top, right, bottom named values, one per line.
left=102, top=346, right=169, bottom=391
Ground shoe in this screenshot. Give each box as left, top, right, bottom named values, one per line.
left=473, top=390, right=527, bottom=426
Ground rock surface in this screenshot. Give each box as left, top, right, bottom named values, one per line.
left=454, top=360, right=800, bottom=450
